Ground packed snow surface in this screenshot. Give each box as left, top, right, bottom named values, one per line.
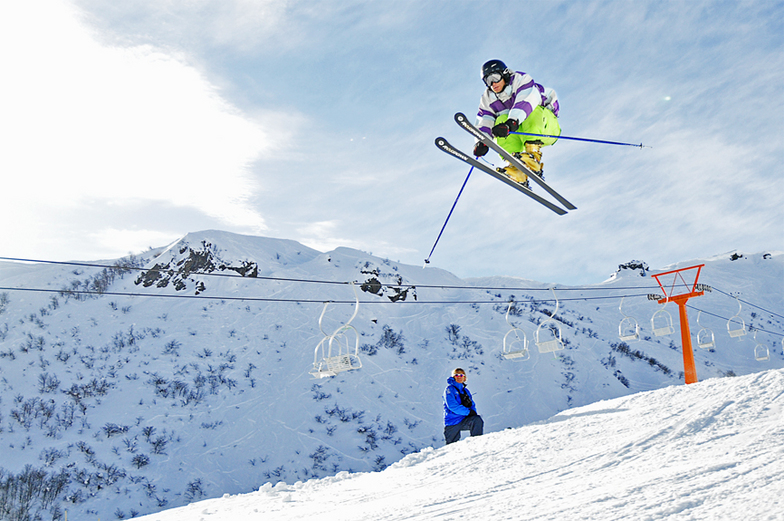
left=139, top=368, right=784, bottom=520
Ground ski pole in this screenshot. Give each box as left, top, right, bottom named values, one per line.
left=511, top=131, right=651, bottom=149
left=424, top=165, right=473, bottom=267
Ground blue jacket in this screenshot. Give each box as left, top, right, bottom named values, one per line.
left=443, top=377, right=477, bottom=426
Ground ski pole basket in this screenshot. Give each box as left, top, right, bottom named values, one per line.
left=618, top=297, right=640, bottom=342
left=309, top=283, right=362, bottom=379
left=535, top=288, right=565, bottom=354
left=502, top=301, right=530, bottom=361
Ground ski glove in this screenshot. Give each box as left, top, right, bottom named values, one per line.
left=492, top=119, right=519, bottom=138
left=473, top=142, right=489, bottom=157
left=459, top=391, right=474, bottom=409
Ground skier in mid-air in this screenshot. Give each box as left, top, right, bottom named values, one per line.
left=473, top=59, right=561, bottom=187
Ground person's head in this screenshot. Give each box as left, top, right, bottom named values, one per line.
left=452, top=368, right=467, bottom=383
left=482, top=59, right=511, bottom=93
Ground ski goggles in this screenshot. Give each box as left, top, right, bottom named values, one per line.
left=484, top=72, right=504, bottom=86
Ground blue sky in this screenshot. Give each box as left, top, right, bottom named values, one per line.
left=1, top=0, right=782, bottom=284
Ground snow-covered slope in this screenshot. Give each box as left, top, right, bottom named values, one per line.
left=0, top=231, right=782, bottom=519
left=136, top=368, right=784, bottom=521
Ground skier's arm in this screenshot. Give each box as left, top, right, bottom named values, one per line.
left=476, top=92, right=497, bottom=138
left=507, top=72, right=544, bottom=125
left=543, top=87, right=560, bottom=117
left=445, top=387, right=471, bottom=416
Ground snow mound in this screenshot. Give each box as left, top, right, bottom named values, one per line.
left=138, top=368, right=784, bottom=521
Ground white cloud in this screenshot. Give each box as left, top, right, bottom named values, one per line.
left=0, top=0, right=274, bottom=258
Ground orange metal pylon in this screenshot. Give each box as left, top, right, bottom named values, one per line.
left=651, top=265, right=705, bottom=385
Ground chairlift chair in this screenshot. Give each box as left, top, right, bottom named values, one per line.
left=727, top=297, right=747, bottom=339
left=727, top=317, right=747, bottom=338
left=650, top=299, right=675, bottom=336
left=696, top=310, right=715, bottom=349
left=726, top=316, right=746, bottom=338
left=502, top=301, right=530, bottom=361
left=535, top=288, right=565, bottom=354
left=754, top=344, right=770, bottom=362
left=697, top=329, right=715, bottom=349
left=309, top=283, right=362, bottom=378
left=752, top=330, right=769, bottom=362
left=310, top=331, right=362, bottom=378
left=618, top=297, right=640, bottom=342
left=503, top=329, right=531, bottom=360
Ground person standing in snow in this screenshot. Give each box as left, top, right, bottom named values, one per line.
left=443, top=368, right=484, bottom=444
left=473, top=59, right=561, bottom=187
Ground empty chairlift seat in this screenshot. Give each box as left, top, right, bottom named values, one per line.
left=310, top=283, right=362, bottom=379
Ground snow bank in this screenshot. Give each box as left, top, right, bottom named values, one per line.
left=138, top=368, right=784, bottom=520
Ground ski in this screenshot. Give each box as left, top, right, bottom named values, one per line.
left=454, top=112, right=577, bottom=211
left=434, top=137, right=568, bottom=215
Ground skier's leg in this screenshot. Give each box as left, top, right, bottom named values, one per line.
left=493, top=114, right=528, bottom=184
left=515, top=106, right=561, bottom=174
left=444, top=424, right=462, bottom=445
left=467, top=415, right=484, bottom=437
left=518, top=106, right=560, bottom=147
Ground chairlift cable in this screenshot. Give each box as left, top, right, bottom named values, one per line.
left=0, top=256, right=663, bottom=292
left=710, top=286, right=784, bottom=320
left=2, top=285, right=781, bottom=339
left=0, top=285, right=654, bottom=305
left=685, top=303, right=784, bottom=338
left=1, top=258, right=781, bottom=322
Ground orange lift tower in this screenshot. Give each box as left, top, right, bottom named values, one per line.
left=650, top=264, right=710, bottom=385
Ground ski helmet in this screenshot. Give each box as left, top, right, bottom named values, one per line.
left=481, top=59, right=510, bottom=86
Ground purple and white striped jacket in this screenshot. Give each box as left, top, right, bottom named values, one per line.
left=476, top=71, right=559, bottom=137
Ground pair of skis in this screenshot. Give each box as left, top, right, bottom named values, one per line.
left=436, top=113, right=576, bottom=215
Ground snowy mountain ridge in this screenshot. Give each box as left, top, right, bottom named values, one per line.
left=0, top=230, right=782, bottom=520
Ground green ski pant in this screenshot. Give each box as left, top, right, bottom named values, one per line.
left=495, top=106, right=560, bottom=155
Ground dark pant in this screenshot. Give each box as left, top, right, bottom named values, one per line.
left=444, top=414, right=484, bottom=444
